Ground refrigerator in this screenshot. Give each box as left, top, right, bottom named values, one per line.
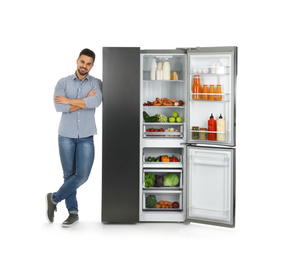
left=102, top=46, right=237, bottom=228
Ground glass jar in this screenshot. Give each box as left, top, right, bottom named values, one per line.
left=192, top=126, right=199, bottom=139
left=199, top=128, right=207, bottom=140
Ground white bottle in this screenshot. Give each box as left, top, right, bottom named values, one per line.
left=217, top=114, right=226, bottom=141
left=150, top=59, right=157, bottom=80
left=163, top=59, right=171, bottom=80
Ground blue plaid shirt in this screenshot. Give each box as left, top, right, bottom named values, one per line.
left=54, top=73, right=102, bottom=138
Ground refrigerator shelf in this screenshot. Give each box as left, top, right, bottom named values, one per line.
left=143, top=106, right=185, bottom=108
left=190, top=93, right=230, bottom=102
left=143, top=80, right=184, bottom=83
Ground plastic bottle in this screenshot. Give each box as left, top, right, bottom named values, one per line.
left=192, top=75, right=202, bottom=100
left=208, top=113, right=216, bottom=141
left=217, top=114, right=225, bottom=141
left=163, top=59, right=171, bottom=80
left=150, top=59, right=157, bottom=80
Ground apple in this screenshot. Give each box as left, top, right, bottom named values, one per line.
left=168, top=117, right=176, bottom=123
left=176, top=117, right=183, bottom=123
left=172, top=112, right=179, bottom=118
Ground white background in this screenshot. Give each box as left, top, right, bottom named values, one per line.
left=1, top=0, right=285, bottom=259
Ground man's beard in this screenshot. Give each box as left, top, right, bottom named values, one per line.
left=77, top=67, right=88, bottom=76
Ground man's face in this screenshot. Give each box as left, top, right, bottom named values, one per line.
left=76, top=55, right=94, bottom=76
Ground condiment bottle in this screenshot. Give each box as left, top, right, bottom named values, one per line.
left=192, top=75, right=201, bottom=100
left=163, top=59, right=171, bottom=80
left=150, top=59, right=157, bottom=80
left=199, top=128, right=207, bottom=140
left=202, top=85, right=208, bottom=100
left=217, top=114, right=225, bottom=141
left=208, top=113, right=216, bottom=140
left=209, top=85, right=215, bottom=101
left=216, top=84, right=222, bottom=101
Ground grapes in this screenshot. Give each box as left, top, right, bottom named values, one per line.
left=155, top=114, right=168, bottom=122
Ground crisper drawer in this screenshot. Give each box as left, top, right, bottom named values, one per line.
left=143, top=190, right=183, bottom=211
left=143, top=147, right=183, bottom=168
left=143, top=169, right=183, bottom=189
left=143, top=123, right=184, bottom=138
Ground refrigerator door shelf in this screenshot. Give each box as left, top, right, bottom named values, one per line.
left=190, top=65, right=230, bottom=75
left=143, top=190, right=183, bottom=211
left=186, top=146, right=235, bottom=228
left=143, top=168, right=183, bottom=189
left=190, top=92, right=230, bottom=102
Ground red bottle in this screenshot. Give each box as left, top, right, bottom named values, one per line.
left=208, top=113, right=216, bottom=141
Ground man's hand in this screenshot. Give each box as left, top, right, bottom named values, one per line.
left=55, top=95, right=70, bottom=105
left=87, top=90, right=96, bottom=97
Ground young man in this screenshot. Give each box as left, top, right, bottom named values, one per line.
left=46, top=48, right=102, bottom=227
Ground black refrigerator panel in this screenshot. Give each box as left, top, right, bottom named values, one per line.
left=102, top=47, right=140, bottom=223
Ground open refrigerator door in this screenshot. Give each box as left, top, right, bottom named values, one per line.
left=187, top=47, right=237, bottom=146
left=186, top=146, right=235, bottom=227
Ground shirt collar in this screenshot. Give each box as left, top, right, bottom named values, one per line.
left=73, top=72, right=90, bottom=81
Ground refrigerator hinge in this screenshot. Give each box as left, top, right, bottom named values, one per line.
left=176, top=47, right=201, bottom=51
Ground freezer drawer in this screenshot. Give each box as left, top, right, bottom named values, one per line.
left=186, top=146, right=235, bottom=227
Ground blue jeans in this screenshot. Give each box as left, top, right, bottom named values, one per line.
left=52, top=135, right=94, bottom=214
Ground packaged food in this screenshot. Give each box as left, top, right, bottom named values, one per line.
left=208, top=114, right=216, bottom=140
left=209, top=85, right=215, bottom=101
left=202, top=85, right=208, bottom=100
left=216, top=84, right=222, bottom=101
left=199, top=128, right=207, bottom=140
left=192, top=126, right=199, bottom=139
left=192, top=75, right=201, bottom=100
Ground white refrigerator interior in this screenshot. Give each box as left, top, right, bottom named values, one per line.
left=140, top=47, right=236, bottom=227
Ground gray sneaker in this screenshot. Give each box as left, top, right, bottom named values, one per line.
left=46, top=193, right=57, bottom=223
left=62, top=214, right=79, bottom=228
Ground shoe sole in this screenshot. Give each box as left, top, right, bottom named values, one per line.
left=62, top=220, right=79, bottom=228
left=46, top=193, right=53, bottom=224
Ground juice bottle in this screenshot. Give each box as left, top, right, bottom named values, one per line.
left=202, top=85, right=208, bottom=100
left=216, top=84, right=222, bottom=101
left=192, top=75, right=201, bottom=100
left=208, top=113, right=216, bottom=141
left=209, top=85, right=215, bottom=101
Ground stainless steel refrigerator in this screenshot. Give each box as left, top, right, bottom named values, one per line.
left=102, top=46, right=237, bottom=228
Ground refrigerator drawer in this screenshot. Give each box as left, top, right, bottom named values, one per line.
left=143, top=169, right=183, bottom=189
left=143, top=147, right=183, bottom=168
left=143, top=123, right=184, bottom=138
left=143, top=190, right=183, bottom=211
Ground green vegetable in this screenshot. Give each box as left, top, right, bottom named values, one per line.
left=147, top=156, right=152, bottom=162
left=145, top=172, right=155, bottom=187
left=143, top=111, right=150, bottom=121
left=164, top=173, right=179, bottom=187
left=155, top=114, right=168, bottom=122
left=146, top=195, right=157, bottom=208
left=145, top=116, right=157, bottom=122
left=143, top=112, right=157, bottom=122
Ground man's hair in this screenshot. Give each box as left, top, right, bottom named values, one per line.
left=79, top=48, right=96, bottom=63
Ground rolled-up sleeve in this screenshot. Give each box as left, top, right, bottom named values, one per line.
left=83, top=79, right=102, bottom=109
left=54, top=79, right=71, bottom=113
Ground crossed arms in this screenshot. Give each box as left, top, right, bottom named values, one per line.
left=54, top=90, right=96, bottom=112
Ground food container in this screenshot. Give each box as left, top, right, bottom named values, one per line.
left=192, top=126, right=199, bottom=139
left=199, top=128, right=207, bottom=140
